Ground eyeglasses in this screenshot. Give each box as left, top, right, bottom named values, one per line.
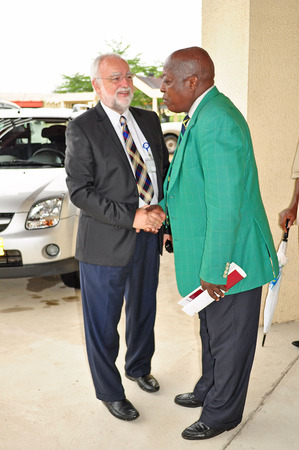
left=95, top=73, right=135, bottom=84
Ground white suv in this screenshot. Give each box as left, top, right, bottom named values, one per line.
left=0, top=99, right=21, bottom=109
left=0, top=107, right=85, bottom=288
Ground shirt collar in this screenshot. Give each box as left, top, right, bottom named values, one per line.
left=188, top=85, right=214, bottom=118
left=101, top=101, right=130, bottom=127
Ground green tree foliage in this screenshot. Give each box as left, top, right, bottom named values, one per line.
left=54, top=73, right=93, bottom=93
left=106, top=40, right=161, bottom=77
left=54, top=41, right=163, bottom=110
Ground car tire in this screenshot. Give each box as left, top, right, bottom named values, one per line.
left=164, top=133, right=178, bottom=154
left=60, top=271, right=80, bottom=289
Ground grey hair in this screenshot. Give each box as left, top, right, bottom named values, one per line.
left=90, top=53, right=123, bottom=83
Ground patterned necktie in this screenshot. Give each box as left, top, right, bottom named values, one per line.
left=120, top=116, right=154, bottom=204
left=181, top=115, right=190, bottom=135
left=177, top=114, right=190, bottom=146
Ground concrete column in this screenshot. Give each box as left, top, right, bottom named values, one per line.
left=202, top=0, right=299, bottom=323
left=152, top=97, right=158, bottom=113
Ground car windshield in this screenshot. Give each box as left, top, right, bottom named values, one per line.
left=0, top=118, right=68, bottom=168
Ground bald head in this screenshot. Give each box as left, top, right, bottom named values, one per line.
left=161, top=47, right=215, bottom=113
left=166, top=47, right=214, bottom=85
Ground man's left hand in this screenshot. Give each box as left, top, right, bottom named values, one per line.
left=201, top=279, right=228, bottom=301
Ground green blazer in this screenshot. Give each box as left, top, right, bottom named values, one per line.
left=161, top=87, right=279, bottom=297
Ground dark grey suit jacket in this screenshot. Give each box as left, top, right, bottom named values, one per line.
left=65, top=102, right=169, bottom=266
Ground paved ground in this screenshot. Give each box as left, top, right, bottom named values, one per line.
left=1, top=251, right=299, bottom=450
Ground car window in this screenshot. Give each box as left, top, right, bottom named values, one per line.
left=0, top=118, right=68, bottom=167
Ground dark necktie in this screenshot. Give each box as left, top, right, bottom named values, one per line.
left=120, top=116, right=154, bottom=204
left=177, top=114, right=190, bottom=146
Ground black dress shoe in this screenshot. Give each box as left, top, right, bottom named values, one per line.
left=174, top=392, right=203, bottom=408
left=102, top=399, right=139, bottom=421
left=292, top=340, right=299, bottom=347
left=126, top=373, right=160, bottom=392
left=182, top=420, right=226, bottom=440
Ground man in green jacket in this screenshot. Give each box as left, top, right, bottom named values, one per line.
left=160, top=47, right=278, bottom=440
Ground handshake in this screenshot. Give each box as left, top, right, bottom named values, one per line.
left=133, top=205, right=166, bottom=234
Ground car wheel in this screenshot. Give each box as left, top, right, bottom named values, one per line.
left=164, top=133, right=178, bottom=154
left=60, top=271, right=80, bottom=289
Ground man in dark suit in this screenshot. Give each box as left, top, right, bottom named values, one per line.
left=65, top=53, right=169, bottom=421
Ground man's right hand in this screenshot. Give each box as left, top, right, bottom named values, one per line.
left=133, top=205, right=166, bottom=233
left=279, top=178, right=299, bottom=233
left=279, top=206, right=296, bottom=233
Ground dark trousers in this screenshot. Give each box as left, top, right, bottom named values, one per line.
left=79, top=231, right=159, bottom=402
left=193, top=287, right=262, bottom=430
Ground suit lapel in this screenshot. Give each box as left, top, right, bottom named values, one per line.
left=94, top=103, right=159, bottom=170
left=167, top=87, right=219, bottom=193
left=94, top=103, right=131, bottom=167
left=130, top=107, right=161, bottom=174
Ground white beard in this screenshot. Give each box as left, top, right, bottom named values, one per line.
left=100, top=86, right=134, bottom=114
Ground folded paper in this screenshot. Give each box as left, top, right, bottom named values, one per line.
left=178, top=263, right=247, bottom=316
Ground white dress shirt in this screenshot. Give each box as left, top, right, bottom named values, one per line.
left=188, top=85, right=215, bottom=119
left=101, top=102, right=158, bottom=207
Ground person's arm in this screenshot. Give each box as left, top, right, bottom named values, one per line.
left=65, top=120, right=164, bottom=232
left=279, top=178, right=299, bottom=233
left=199, top=113, right=246, bottom=285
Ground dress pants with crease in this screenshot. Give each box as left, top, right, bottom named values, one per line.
left=79, top=231, right=159, bottom=402
left=193, top=286, right=262, bottom=430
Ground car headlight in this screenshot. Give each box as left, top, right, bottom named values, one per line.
left=26, top=197, right=63, bottom=230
